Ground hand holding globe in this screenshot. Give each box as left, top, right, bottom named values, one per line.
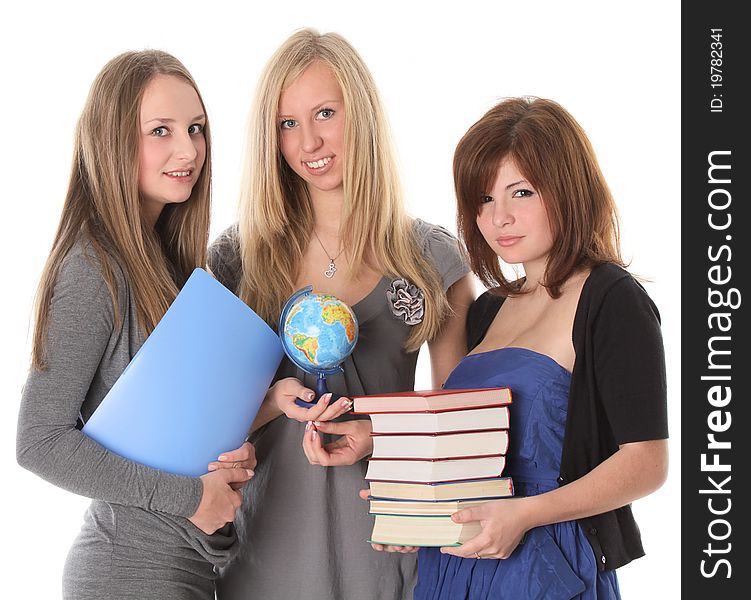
left=279, top=286, right=359, bottom=408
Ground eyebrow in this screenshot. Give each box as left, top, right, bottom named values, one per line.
left=278, top=100, right=341, bottom=119
left=143, top=114, right=206, bottom=124
left=505, top=179, right=530, bottom=190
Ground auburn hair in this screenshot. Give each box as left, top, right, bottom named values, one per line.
left=454, top=96, right=622, bottom=297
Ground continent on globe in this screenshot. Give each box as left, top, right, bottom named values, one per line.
left=321, top=301, right=356, bottom=343
left=292, top=333, right=319, bottom=363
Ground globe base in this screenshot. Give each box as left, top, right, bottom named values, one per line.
left=294, top=374, right=341, bottom=408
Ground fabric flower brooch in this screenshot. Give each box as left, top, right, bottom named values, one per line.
left=386, top=277, right=425, bottom=326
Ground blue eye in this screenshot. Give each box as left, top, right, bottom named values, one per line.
left=151, top=126, right=169, bottom=137
left=280, top=119, right=297, bottom=130
left=188, top=123, right=204, bottom=135
left=317, top=108, right=335, bottom=120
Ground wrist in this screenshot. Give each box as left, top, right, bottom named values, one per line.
left=518, top=495, right=546, bottom=530
left=263, top=388, right=284, bottom=416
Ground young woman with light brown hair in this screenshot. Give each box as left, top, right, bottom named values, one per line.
left=17, top=50, right=255, bottom=599
left=208, top=28, right=474, bottom=600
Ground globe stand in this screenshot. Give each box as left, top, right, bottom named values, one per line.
left=294, top=372, right=342, bottom=409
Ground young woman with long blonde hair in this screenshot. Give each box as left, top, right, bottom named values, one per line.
left=208, top=28, right=474, bottom=600
left=17, top=50, right=255, bottom=599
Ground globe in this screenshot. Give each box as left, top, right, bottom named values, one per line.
left=279, top=286, right=358, bottom=406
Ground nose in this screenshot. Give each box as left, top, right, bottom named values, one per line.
left=300, top=123, right=323, bottom=154
left=492, top=198, right=513, bottom=227
left=174, top=131, right=198, bottom=162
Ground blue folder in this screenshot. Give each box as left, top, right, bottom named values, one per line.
left=83, top=268, right=283, bottom=477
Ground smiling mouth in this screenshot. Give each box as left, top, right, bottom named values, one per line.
left=164, top=169, right=193, bottom=178
left=304, top=157, right=332, bottom=169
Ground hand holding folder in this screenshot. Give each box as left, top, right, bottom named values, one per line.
left=83, top=268, right=284, bottom=477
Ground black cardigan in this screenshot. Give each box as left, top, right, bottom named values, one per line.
left=467, top=263, right=668, bottom=570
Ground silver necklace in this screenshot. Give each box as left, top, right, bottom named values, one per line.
left=312, top=230, right=345, bottom=278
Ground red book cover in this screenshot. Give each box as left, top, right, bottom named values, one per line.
left=352, top=387, right=512, bottom=414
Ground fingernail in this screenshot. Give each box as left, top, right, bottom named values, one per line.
left=312, top=431, right=318, bottom=440
left=307, top=391, right=315, bottom=400
left=218, top=455, right=228, bottom=462
left=313, top=421, right=321, bottom=427
left=341, top=399, right=353, bottom=410
left=322, top=393, right=332, bottom=404
left=207, top=464, right=217, bottom=471
left=305, top=421, right=312, bottom=431
left=246, top=469, right=254, bottom=477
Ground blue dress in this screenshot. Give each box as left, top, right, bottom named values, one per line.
left=414, top=348, right=621, bottom=600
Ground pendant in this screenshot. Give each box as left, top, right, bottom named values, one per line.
left=324, top=261, right=337, bottom=278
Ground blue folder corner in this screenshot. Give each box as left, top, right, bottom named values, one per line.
left=83, top=268, right=283, bottom=477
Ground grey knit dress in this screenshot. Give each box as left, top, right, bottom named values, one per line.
left=16, top=241, right=236, bottom=600
left=207, top=219, right=470, bottom=600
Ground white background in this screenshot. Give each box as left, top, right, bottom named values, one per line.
left=1, top=1, right=681, bottom=598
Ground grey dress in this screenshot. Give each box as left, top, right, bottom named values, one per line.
left=16, top=241, right=236, bottom=600
left=207, top=219, right=469, bottom=600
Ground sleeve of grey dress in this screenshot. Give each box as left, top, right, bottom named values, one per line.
left=207, top=225, right=242, bottom=293
left=16, top=248, right=202, bottom=517
left=414, top=218, right=471, bottom=290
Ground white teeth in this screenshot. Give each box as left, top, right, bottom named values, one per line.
left=305, top=157, right=331, bottom=169
left=166, top=170, right=191, bottom=177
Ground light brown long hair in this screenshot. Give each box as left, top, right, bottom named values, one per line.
left=237, top=28, right=447, bottom=351
left=454, top=96, right=623, bottom=297
left=31, top=50, right=212, bottom=368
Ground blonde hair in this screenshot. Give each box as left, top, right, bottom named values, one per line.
left=32, top=50, right=211, bottom=368
left=237, top=28, right=447, bottom=350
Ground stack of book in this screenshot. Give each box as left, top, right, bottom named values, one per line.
left=352, top=387, right=513, bottom=547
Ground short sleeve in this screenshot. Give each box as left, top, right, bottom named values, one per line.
left=413, top=219, right=470, bottom=291
left=592, top=276, right=669, bottom=444
left=208, top=224, right=243, bottom=294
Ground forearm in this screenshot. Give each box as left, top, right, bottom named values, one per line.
left=250, top=392, right=283, bottom=432
left=522, top=440, right=669, bottom=529
left=16, top=410, right=202, bottom=517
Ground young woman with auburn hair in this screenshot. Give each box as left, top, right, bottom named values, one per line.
left=454, top=97, right=623, bottom=297
left=374, top=97, right=668, bottom=599
left=17, top=50, right=255, bottom=599
left=208, top=28, right=474, bottom=600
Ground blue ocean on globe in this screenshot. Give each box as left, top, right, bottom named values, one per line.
left=281, top=292, right=358, bottom=373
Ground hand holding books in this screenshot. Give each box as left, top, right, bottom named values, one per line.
left=438, top=495, right=530, bottom=560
